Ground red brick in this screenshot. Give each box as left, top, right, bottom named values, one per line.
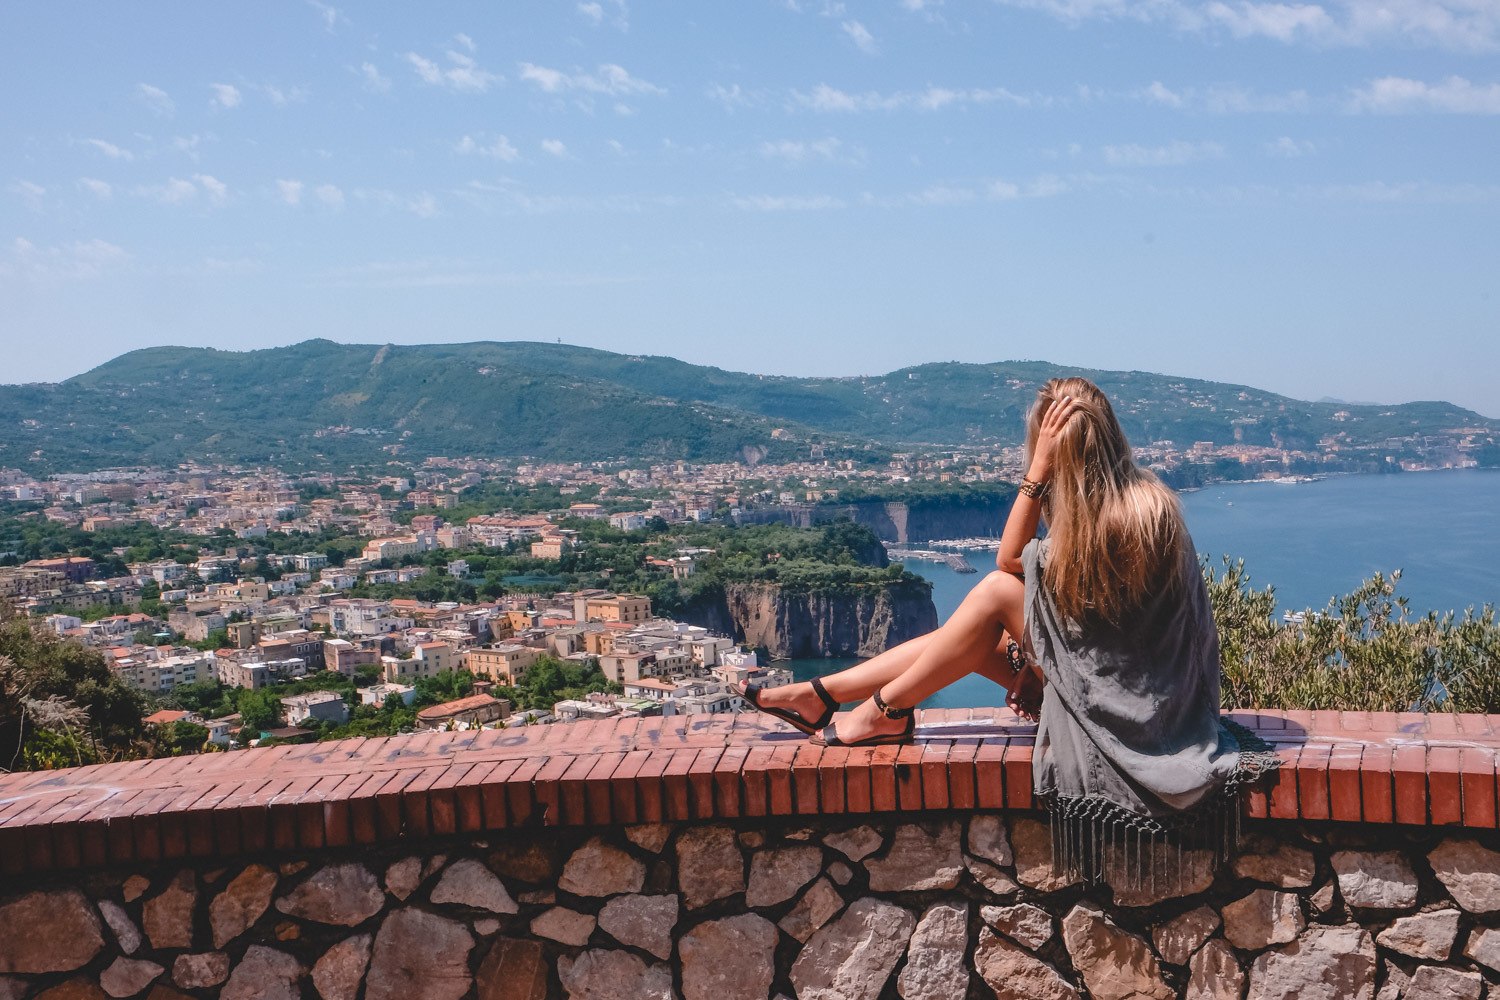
left=530, top=754, right=575, bottom=828
left=1427, top=713, right=1461, bottom=737
left=920, top=744, right=952, bottom=811
left=869, top=745, right=899, bottom=813
left=1392, top=744, right=1428, bottom=825
left=454, top=760, right=499, bottom=832
left=816, top=745, right=848, bottom=815
left=584, top=752, right=626, bottom=825
left=1339, top=711, right=1372, bottom=732
left=609, top=750, right=651, bottom=825
left=270, top=775, right=323, bottom=852
left=1395, top=712, right=1430, bottom=737
left=322, top=772, right=369, bottom=847
left=1281, top=709, right=1315, bottom=735
left=946, top=741, right=979, bottom=811
left=1297, top=743, right=1332, bottom=821
left=1327, top=748, right=1364, bottom=822
left=1001, top=742, right=1034, bottom=811
left=662, top=749, right=697, bottom=822
left=558, top=755, right=597, bottom=826
left=1359, top=745, right=1395, bottom=824
left=635, top=750, right=674, bottom=823
left=1367, top=711, right=1402, bottom=733
left=974, top=742, right=1006, bottom=810
left=688, top=748, right=722, bottom=821
left=1427, top=747, right=1462, bottom=826
left=767, top=744, right=799, bottom=816
left=1460, top=748, right=1497, bottom=829
left=1457, top=714, right=1496, bottom=739
left=713, top=746, right=749, bottom=819
left=1268, top=747, right=1302, bottom=820
left=374, top=769, right=421, bottom=841
left=842, top=746, right=873, bottom=814
left=427, top=763, right=472, bottom=836
left=504, top=755, right=550, bottom=828
left=481, top=759, right=525, bottom=830
left=346, top=771, right=394, bottom=844
left=895, top=743, right=924, bottom=811
left=791, top=744, right=823, bottom=815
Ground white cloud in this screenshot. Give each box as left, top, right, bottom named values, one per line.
left=136, top=177, right=201, bottom=204
left=259, top=84, right=307, bottom=106
left=353, top=188, right=442, bottom=216
left=730, top=194, right=845, bottom=211
left=792, top=82, right=1036, bottom=111
left=78, top=178, right=113, bottom=199
left=576, top=0, right=629, bottom=29
left=360, top=62, right=392, bottom=94
left=194, top=174, right=228, bottom=204
left=707, top=82, right=761, bottom=110
left=1143, top=81, right=1185, bottom=107
left=910, top=184, right=976, bottom=205
left=1266, top=135, right=1316, bottom=156
left=210, top=83, right=242, bottom=109
left=841, top=19, right=880, bottom=53
left=277, top=179, right=304, bottom=205
left=137, top=83, right=175, bottom=117
left=990, top=0, right=1500, bottom=50
left=453, top=32, right=476, bottom=52
left=456, top=134, right=521, bottom=161
left=9, top=180, right=46, bottom=209
left=1103, top=139, right=1227, bottom=166
left=901, top=0, right=942, bottom=8
left=307, top=0, right=343, bottom=31
left=1349, top=75, right=1500, bottom=114
left=1312, top=180, right=1500, bottom=202
left=759, top=137, right=854, bottom=163
left=406, top=41, right=501, bottom=92
left=315, top=184, right=345, bottom=208
left=1, top=236, right=128, bottom=282
left=410, top=192, right=438, bottom=218
left=540, top=138, right=570, bottom=158
left=84, top=138, right=134, bottom=161
left=518, top=62, right=664, bottom=96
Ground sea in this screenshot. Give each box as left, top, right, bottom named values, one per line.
left=785, top=468, right=1500, bottom=710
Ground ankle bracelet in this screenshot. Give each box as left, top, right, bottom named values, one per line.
left=872, top=688, right=914, bottom=719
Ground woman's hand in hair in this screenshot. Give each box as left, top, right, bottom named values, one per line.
left=1027, top=394, right=1079, bottom=484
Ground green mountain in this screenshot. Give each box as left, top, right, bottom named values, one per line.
left=0, top=339, right=1493, bottom=472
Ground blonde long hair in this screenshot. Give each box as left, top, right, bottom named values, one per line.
left=1026, top=377, right=1190, bottom=627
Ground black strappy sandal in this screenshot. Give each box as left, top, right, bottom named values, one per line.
left=739, top=675, right=840, bottom=735
left=811, top=687, right=915, bottom=747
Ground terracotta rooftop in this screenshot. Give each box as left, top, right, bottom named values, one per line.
left=0, top=708, right=1494, bottom=876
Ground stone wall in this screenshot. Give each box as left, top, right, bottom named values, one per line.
left=4, top=811, right=1500, bottom=1000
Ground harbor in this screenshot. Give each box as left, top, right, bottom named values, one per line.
left=885, top=545, right=980, bottom=573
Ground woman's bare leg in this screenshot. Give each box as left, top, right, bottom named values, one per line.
left=820, top=571, right=1027, bottom=743
left=743, top=571, right=1027, bottom=730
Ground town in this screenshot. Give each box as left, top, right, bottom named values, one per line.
left=0, top=411, right=1488, bottom=761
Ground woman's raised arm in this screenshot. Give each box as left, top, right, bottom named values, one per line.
left=995, top=393, right=1077, bottom=575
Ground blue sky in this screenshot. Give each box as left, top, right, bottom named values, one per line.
left=2, top=1, right=1497, bottom=416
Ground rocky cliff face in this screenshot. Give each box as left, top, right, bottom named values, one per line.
left=680, top=577, right=939, bottom=659
left=735, top=495, right=1014, bottom=544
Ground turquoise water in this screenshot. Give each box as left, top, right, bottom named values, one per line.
left=786, top=469, right=1500, bottom=710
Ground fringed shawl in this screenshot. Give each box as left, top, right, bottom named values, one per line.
left=1022, top=535, right=1278, bottom=893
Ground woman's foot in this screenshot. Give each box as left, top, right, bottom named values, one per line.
left=736, top=678, right=838, bottom=732
left=810, top=694, right=913, bottom=746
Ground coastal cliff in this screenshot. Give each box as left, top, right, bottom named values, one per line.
left=679, top=576, right=939, bottom=659
left=733, top=493, right=1014, bottom=544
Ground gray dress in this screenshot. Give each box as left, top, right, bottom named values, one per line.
left=1021, top=534, right=1274, bottom=887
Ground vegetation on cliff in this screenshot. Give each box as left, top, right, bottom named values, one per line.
left=2, top=339, right=1493, bottom=471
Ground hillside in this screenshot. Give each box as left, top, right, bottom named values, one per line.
left=0, top=339, right=1494, bottom=472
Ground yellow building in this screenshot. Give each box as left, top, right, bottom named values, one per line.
left=463, top=644, right=544, bottom=685
left=585, top=595, right=652, bottom=624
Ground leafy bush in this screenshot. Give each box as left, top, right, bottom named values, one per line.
left=1209, top=558, right=1500, bottom=713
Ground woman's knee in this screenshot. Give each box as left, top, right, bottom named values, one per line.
left=972, top=570, right=1022, bottom=610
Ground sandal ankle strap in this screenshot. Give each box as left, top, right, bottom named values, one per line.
left=872, top=688, right=914, bottom=719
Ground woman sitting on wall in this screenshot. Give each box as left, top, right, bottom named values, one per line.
left=738, top=376, right=1273, bottom=886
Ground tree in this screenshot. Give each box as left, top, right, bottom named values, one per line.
left=0, top=604, right=145, bottom=770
